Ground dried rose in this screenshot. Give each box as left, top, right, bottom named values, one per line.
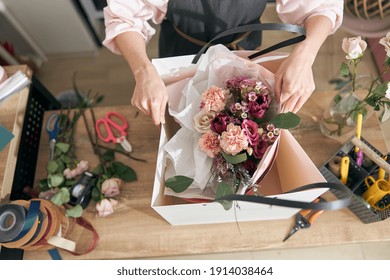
left=101, top=178, right=122, bottom=197
left=95, top=198, right=118, bottom=217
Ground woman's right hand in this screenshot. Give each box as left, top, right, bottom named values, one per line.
left=131, top=65, right=168, bottom=126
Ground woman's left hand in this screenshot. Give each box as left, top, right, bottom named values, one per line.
left=274, top=47, right=316, bottom=113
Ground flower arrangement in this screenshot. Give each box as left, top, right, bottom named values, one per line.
left=165, top=75, right=300, bottom=209
left=35, top=83, right=139, bottom=218
left=322, top=32, right=390, bottom=137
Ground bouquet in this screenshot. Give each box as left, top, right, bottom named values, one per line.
left=163, top=45, right=300, bottom=209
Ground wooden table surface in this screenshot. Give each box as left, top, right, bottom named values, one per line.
left=23, top=91, right=390, bottom=260
left=0, top=65, right=32, bottom=201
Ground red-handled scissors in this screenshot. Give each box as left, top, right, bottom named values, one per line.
left=95, top=112, right=132, bottom=152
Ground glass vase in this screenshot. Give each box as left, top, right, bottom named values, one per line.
left=320, top=75, right=374, bottom=139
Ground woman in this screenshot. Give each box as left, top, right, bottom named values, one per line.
left=103, top=0, right=343, bottom=125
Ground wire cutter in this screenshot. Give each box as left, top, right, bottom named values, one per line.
left=283, top=198, right=324, bottom=242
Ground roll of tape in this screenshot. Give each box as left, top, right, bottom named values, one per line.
left=0, top=204, right=26, bottom=243
left=1, top=200, right=41, bottom=249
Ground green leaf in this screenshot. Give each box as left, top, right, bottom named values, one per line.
left=60, top=154, right=71, bottom=165
left=339, top=62, right=350, bottom=77
left=56, top=142, right=70, bottom=154
left=111, top=161, right=137, bottom=182
left=102, top=150, right=115, bottom=162
left=46, top=160, right=59, bottom=174
left=269, top=112, right=301, bottom=129
left=165, top=175, right=193, bottom=193
left=215, top=182, right=234, bottom=210
left=373, top=83, right=387, bottom=96
left=365, top=96, right=376, bottom=107
left=91, top=187, right=101, bottom=202
left=49, top=174, right=65, bottom=187
left=221, top=151, right=247, bottom=165
left=51, top=187, right=70, bottom=206
left=92, top=164, right=103, bottom=175
left=66, top=204, right=83, bottom=218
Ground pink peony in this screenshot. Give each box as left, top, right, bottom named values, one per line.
left=201, top=86, right=226, bottom=112
left=241, top=119, right=260, bottom=146
left=95, top=198, right=118, bottom=217
left=198, top=131, right=220, bottom=158
left=220, top=123, right=248, bottom=156
left=101, top=178, right=122, bottom=197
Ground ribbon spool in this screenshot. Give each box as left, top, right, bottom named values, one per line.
left=0, top=199, right=99, bottom=256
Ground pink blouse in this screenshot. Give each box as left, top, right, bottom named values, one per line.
left=103, top=0, right=344, bottom=55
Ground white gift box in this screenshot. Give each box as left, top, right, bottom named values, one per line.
left=151, top=46, right=327, bottom=225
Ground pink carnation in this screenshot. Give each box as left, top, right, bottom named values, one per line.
left=198, top=131, right=220, bottom=158
left=201, top=86, right=226, bottom=112
left=220, top=123, right=248, bottom=156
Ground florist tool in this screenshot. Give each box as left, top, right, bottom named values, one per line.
left=46, top=113, right=60, bottom=160
left=363, top=176, right=390, bottom=211
left=283, top=198, right=324, bottom=242
left=354, top=112, right=363, bottom=166
left=95, top=111, right=132, bottom=152
left=378, top=155, right=388, bottom=181
left=340, top=156, right=350, bottom=185
left=351, top=137, right=390, bottom=175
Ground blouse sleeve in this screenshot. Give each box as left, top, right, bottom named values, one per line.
left=103, top=0, right=168, bottom=55
left=275, top=0, right=344, bottom=34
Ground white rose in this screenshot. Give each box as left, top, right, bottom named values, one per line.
left=379, top=32, right=390, bottom=58
left=193, top=109, right=216, bottom=134
left=342, top=36, right=367, bottom=60
left=385, top=82, right=390, bottom=101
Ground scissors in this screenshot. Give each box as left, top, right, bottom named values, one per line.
left=95, top=112, right=132, bottom=152
left=283, top=198, right=324, bottom=242
left=46, top=113, right=60, bottom=160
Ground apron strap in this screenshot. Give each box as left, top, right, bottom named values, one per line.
left=192, top=23, right=306, bottom=64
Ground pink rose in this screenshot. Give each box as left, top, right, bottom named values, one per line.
left=201, top=86, right=226, bottom=112
left=342, top=36, right=367, bottom=59
left=198, top=131, right=220, bottom=158
left=101, top=178, right=122, bottom=197
left=95, top=198, right=118, bottom=217
left=220, top=123, right=248, bottom=156
left=241, top=119, right=260, bottom=146
left=211, top=113, right=231, bottom=134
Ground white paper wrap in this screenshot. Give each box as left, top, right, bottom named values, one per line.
left=162, top=45, right=279, bottom=199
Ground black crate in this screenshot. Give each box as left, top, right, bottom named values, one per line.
left=0, top=75, right=61, bottom=260
left=320, top=137, right=390, bottom=224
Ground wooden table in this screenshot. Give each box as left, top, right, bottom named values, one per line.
left=23, top=91, right=389, bottom=260
left=0, top=65, right=32, bottom=201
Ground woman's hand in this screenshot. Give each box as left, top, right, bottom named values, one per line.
left=274, top=47, right=315, bottom=113
left=131, top=65, right=168, bottom=125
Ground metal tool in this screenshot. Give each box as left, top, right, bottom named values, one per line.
left=95, top=111, right=132, bottom=152
left=46, top=113, right=60, bottom=160
left=283, top=198, right=324, bottom=242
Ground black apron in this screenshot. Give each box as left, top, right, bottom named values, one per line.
left=159, top=0, right=268, bottom=57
